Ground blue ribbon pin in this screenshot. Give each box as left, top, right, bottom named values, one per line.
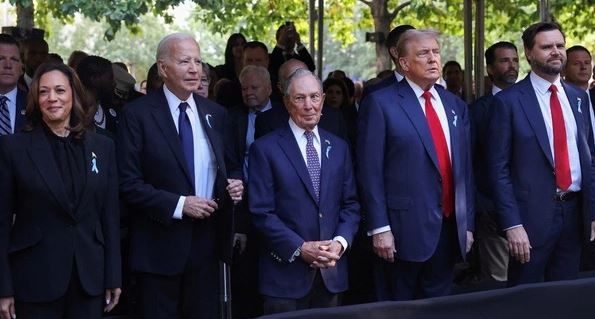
left=91, top=152, right=99, bottom=174
left=577, top=98, right=582, bottom=113
left=324, top=139, right=331, bottom=159
left=205, top=114, right=213, bottom=128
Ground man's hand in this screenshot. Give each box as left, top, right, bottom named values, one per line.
left=300, top=240, right=340, bottom=267
left=226, top=179, right=244, bottom=203
left=590, top=221, right=595, bottom=241
left=373, top=231, right=396, bottom=263
left=312, top=241, right=344, bottom=268
left=506, top=226, right=531, bottom=263
left=183, top=196, right=218, bottom=219
left=466, top=231, right=474, bottom=254
left=0, top=297, right=15, bottom=319
left=104, top=288, right=121, bottom=312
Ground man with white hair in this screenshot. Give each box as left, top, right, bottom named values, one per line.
left=118, top=33, right=243, bottom=319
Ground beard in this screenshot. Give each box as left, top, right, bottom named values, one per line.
left=531, top=57, right=566, bottom=76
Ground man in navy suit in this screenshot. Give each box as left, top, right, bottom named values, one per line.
left=0, top=34, right=26, bottom=136
left=358, top=29, right=474, bottom=300
left=117, top=33, right=243, bottom=319
left=469, top=41, right=519, bottom=282
left=255, top=59, right=347, bottom=141
left=487, top=22, right=595, bottom=287
left=249, top=69, right=360, bottom=314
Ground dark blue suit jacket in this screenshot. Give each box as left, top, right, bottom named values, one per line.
left=358, top=79, right=474, bottom=262
left=12, top=88, right=27, bottom=134
left=248, top=125, right=360, bottom=298
left=0, top=128, right=121, bottom=302
left=117, top=88, right=241, bottom=274
left=486, top=75, right=595, bottom=247
left=470, top=92, right=496, bottom=213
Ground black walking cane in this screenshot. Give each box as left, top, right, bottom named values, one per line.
left=219, top=196, right=236, bottom=319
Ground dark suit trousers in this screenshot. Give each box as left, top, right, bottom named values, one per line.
left=262, top=272, right=339, bottom=315
left=386, top=217, right=459, bottom=301
left=15, top=264, right=103, bottom=319
left=137, top=219, right=219, bottom=319
left=507, top=196, right=582, bottom=287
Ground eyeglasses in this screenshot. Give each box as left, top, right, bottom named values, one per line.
left=290, top=92, right=323, bottom=105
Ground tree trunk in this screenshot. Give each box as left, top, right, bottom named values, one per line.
left=371, top=0, right=391, bottom=73
left=16, top=2, right=34, bottom=30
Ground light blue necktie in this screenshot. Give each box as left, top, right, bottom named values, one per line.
left=305, top=131, right=320, bottom=201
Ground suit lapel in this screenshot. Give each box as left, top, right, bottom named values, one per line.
left=14, top=89, right=27, bottom=133
left=277, top=126, right=319, bottom=204
left=438, top=89, right=460, bottom=174
left=518, top=77, right=554, bottom=167
left=77, top=134, right=99, bottom=214
left=150, top=91, right=195, bottom=188
left=319, top=131, right=332, bottom=206
left=27, top=128, right=73, bottom=216
left=194, top=94, right=226, bottom=174
left=397, top=81, right=441, bottom=172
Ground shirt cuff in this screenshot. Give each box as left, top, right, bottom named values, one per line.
left=367, top=225, right=391, bottom=236
left=333, top=236, right=348, bottom=252
left=503, top=224, right=522, bottom=231
left=173, top=196, right=185, bottom=219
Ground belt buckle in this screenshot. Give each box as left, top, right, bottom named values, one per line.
left=555, top=191, right=569, bottom=201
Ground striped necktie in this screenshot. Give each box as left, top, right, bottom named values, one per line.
left=0, top=96, right=11, bottom=135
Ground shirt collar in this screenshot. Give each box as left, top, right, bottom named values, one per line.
left=163, top=84, right=196, bottom=113
left=492, top=85, right=503, bottom=95
left=1, top=86, right=17, bottom=103
left=405, top=77, right=439, bottom=100
left=394, top=71, right=404, bottom=82
left=530, top=71, right=562, bottom=95
left=288, top=117, right=319, bottom=143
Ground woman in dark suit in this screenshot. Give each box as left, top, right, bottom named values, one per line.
left=0, top=63, right=121, bottom=319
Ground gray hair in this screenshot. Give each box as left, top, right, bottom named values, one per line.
left=239, top=65, right=271, bottom=87
left=156, top=33, right=197, bottom=61
left=396, top=29, right=440, bottom=58
left=284, top=68, right=322, bottom=97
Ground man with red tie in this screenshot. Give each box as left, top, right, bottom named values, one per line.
left=358, top=29, right=474, bottom=300
left=487, top=22, right=595, bottom=286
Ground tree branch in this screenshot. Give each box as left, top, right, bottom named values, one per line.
left=389, top=0, right=412, bottom=20
left=359, top=0, right=373, bottom=8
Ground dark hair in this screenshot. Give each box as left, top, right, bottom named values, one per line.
left=522, top=21, right=565, bottom=50
left=25, top=63, right=92, bottom=140
left=244, top=41, right=269, bottom=55
left=47, top=53, right=63, bottom=64
left=76, top=55, right=115, bottom=107
left=485, top=41, right=517, bottom=66
left=341, top=76, right=355, bottom=98
left=67, top=50, right=88, bottom=69
left=0, top=34, right=19, bottom=47
left=146, top=63, right=162, bottom=93
left=386, top=24, right=415, bottom=60
left=566, top=45, right=591, bottom=59
left=323, top=77, right=350, bottom=109
left=442, top=60, right=462, bottom=73
left=224, top=33, right=246, bottom=68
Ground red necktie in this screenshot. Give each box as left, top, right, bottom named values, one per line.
left=549, top=84, right=571, bottom=190
left=422, top=91, right=454, bottom=217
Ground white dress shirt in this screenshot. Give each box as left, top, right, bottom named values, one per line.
left=530, top=72, right=581, bottom=192
left=163, top=85, right=217, bottom=219
left=288, top=118, right=348, bottom=251
left=244, top=99, right=272, bottom=179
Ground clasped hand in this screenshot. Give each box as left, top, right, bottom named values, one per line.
left=300, top=240, right=342, bottom=268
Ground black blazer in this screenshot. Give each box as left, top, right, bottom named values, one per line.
left=0, top=128, right=121, bottom=302
left=117, top=89, right=241, bottom=273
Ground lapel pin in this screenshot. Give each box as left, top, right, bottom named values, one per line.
left=577, top=98, right=582, bottom=113
left=20, top=109, right=26, bottom=115
left=205, top=114, right=213, bottom=128
left=109, top=108, right=117, bottom=117
left=91, top=152, right=99, bottom=174
left=325, top=146, right=332, bottom=159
